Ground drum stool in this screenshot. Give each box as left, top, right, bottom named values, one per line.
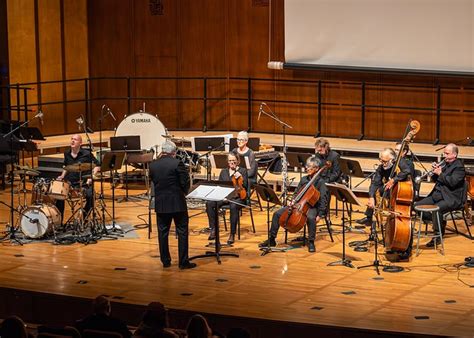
left=413, top=204, right=444, bottom=256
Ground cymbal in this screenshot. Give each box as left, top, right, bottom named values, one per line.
left=64, top=163, right=96, bottom=172
left=13, top=169, right=40, bottom=177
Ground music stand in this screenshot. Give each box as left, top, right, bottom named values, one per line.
left=286, top=152, right=311, bottom=178
left=326, top=183, right=362, bottom=269
left=110, top=135, right=141, bottom=202
left=194, top=137, right=226, bottom=180
left=100, top=151, right=125, bottom=235
left=229, top=137, right=260, bottom=151
left=254, top=184, right=287, bottom=255
left=187, top=181, right=239, bottom=264
left=211, top=153, right=228, bottom=170
left=338, top=158, right=364, bottom=189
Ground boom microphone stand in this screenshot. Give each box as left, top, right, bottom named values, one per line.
left=257, top=102, right=292, bottom=205
left=2, top=112, right=43, bottom=244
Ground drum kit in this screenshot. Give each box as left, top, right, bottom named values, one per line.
left=3, top=110, right=205, bottom=243
left=7, top=162, right=102, bottom=242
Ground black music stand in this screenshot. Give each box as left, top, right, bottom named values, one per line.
left=211, top=153, right=228, bottom=170
left=326, top=183, right=362, bottom=269
left=286, top=152, right=311, bottom=179
left=254, top=184, right=287, bottom=255
left=100, top=151, right=125, bottom=236
left=110, top=135, right=141, bottom=202
left=229, top=137, right=260, bottom=151
left=187, top=181, right=239, bottom=264
left=194, top=137, right=226, bottom=181
left=339, top=158, right=364, bottom=189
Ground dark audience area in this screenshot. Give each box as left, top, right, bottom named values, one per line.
left=0, top=296, right=252, bottom=338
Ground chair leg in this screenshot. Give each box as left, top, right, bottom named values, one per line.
left=450, top=211, right=459, bottom=235
left=148, top=208, right=152, bottom=239
left=222, top=210, right=228, bottom=232
left=249, top=206, right=256, bottom=233
left=461, top=210, right=473, bottom=239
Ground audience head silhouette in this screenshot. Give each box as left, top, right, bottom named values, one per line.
left=93, top=295, right=111, bottom=315
left=186, top=314, right=212, bottom=338
left=0, top=315, right=29, bottom=338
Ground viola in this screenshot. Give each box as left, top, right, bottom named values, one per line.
left=231, top=170, right=247, bottom=200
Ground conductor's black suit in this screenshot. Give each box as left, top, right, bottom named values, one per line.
left=149, top=155, right=191, bottom=267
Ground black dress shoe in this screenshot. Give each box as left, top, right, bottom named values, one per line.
left=227, top=233, right=235, bottom=245
left=163, top=262, right=171, bottom=268
left=308, top=241, right=315, bottom=253
left=356, top=217, right=372, bottom=225
left=208, top=231, right=216, bottom=241
left=425, top=238, right=441, bottom=248
left=179, top=262, right=197, bottom=270
left=258, top=237, right=276, bottom=248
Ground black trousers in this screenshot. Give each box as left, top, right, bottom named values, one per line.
left=156, top=211, right=189, bottom=266
left=270, top=207, right=318, bottom=241
left=56, top=185, right=94, bottom=223
left=414, top=196, right=451, bottom=235
left=206, top=200, right=243, bottom=235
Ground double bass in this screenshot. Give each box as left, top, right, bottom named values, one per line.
left=383, top=120, right=421, bottom=252
left=279, top=161, right=331, bottom=233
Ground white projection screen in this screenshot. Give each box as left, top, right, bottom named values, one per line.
left=284, top=0, right=474, bottom=73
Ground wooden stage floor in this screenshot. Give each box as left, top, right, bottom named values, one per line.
left=0, top=181, right=473, bottom=337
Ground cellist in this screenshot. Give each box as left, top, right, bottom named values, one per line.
left=356, top=148, right=413, bottom=260
left=258, top=156, right=328, bottom=253
left=206, top=152, right=248, bottom=245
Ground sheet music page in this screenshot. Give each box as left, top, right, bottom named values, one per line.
left=186, top=185, right=215, bottom=199
left=206, top=186, right=236, bottom=201
left=244, top=156, right=250, bottom=169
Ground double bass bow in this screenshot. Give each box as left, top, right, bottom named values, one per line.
left=382, top=120, right=421, bottom=252
left=279, top=161, right=331, bottom=233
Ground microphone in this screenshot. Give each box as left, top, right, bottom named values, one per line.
left=258, top=102, right=264, bottom=121
left=35, top=111, right=44, bottom=125
left=107, top=107, right=117, bottom=121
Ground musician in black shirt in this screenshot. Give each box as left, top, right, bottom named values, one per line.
left=56, top=134, right=99, bottom=221
left=258, top=156, right=328, bottom=253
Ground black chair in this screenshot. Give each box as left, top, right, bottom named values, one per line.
left=444, top=181, right=472, bottom=239
left=37, top=325, right=81, bottom=338
left=83, top=329, right=123, bottom=338
left=221, top=183, right=256, bottom=239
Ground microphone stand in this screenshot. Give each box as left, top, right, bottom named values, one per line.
left=198, top=142, right=227, bottom=181
left=258, top=104, right=293, bottom=205
left=2, top=113, right=42, bottom=244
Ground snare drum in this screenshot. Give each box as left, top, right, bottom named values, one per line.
left=20, top=204, right=61, bottom=239
left=176, top=149, right=201, bottom=172
left=115, top=112, right=167, bottom=151
left=48, top=180, right=70, bottom=200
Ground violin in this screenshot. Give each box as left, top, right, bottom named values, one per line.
left=231, top=170, right=247, bottom=200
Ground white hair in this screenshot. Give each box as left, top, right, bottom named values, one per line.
left=161, top=141, right=177, bottom=154
left=237, top=131, right=249, bottom=141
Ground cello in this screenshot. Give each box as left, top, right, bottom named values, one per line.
left=383, top=120, right=420, bottom=252
left=278, top=161, right=331, bottom=233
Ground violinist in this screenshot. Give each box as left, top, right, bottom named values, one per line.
left=414, top=143, right=466, bottom=247
left=206, top=152, right=248, bottom=244
left=356, top=148, right=412, bottom=227
left=258, top=156, right=328, bottom=252
left=232, top=131, right=257, bottom=185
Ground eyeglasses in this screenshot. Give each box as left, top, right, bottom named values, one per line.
left=237, top=139, right=246, bottom=142
left=228, top=160, right=237, bottom=163
left=379, top=159, right=391, bottom=164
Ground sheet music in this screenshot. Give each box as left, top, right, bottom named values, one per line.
left=244, top=156, right=250, bottom=170
left=187, top=185, right=235, bottom=201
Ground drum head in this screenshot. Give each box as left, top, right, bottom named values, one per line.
left=115, top=112, right=167, bottom=151
left=20, top=204, right=61, bottom=239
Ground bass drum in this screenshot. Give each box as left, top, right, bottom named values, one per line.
left=115, top=112, right=167, bottom=152
left=20, top=204, right=61, bottom=239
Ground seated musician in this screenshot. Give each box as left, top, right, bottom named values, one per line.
left=258, top=156, right=328, bottom=253
left=356, top=148, right=412, bottom=226
left=56, top=134, right=99, bottom=222
left=395, top=142, right=415, bottom=179
left=206, top=152, right=248, bottom=245
left=232, top=131, right=257, bottom=185
left=414, top=143, right=466, bottom=247
left=314, top=137, right=341, bottom=183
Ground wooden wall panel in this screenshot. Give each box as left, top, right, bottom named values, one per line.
left=63, top=0, right=88, bottom=133
left=38, top=0, right=63, bottom=135
left=7, top=0, right=38, bottom=120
